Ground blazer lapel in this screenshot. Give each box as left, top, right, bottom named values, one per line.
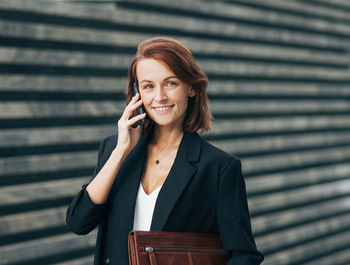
left=150, top=131, right=202, bottom=231
left=117, top=131, right=202, bottom=240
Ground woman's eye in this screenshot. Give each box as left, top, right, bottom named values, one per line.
left=144, top=84, right=153, bottom=89
left=167, top=81, right=177, bottom=86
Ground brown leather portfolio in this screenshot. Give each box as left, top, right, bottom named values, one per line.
left=128, top=230, right=228, bottom=265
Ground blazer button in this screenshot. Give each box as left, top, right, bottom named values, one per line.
left=104, top=257, right=110, bottom=264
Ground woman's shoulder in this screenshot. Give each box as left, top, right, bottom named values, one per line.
left=100, top=133, right=118, bottom=149
left=103, top=133, right=118, bottom=143
left=96, top=133, right=118, bottom=160
left=197, top=133, right=240, bottom=167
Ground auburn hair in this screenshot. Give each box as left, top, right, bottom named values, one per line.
left=126, top=36, right=212, bottom=134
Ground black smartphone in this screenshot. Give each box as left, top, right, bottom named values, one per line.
left=131, top=82, right=146, bottom=130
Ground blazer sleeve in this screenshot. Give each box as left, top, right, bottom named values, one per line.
left=216, top=157, right=264, bottom=265
left=66, top=137, right=108, bottom=235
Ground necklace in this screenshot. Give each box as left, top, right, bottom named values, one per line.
left=151, top=140, right=175, bottom=165
left=153, top=142, right=171, bottom=165
left=150, top=133, right=183, bottom=164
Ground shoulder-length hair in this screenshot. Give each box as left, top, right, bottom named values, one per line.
left=126, top=36, right=212, bottom=134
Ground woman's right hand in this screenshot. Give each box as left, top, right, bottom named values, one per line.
left=116, top=93, right=147, bottom=154
left=84, top=94, right=146, bottom=205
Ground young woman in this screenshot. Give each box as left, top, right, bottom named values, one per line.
left=66, top=37, right=263, bottom=265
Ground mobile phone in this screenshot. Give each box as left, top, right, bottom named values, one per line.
left=131, top=82, right=146, bottom=130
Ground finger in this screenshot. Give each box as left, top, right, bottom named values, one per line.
left=128, top=98, right=144, bottom=113
left=120, top=94, right=141, bottom=120
left=131, top=92, right=140, bottom=102
left=127, top=112, right=146, bottom=127
left=123, top=99, right=143, bottom=122
left=127, top=94, right=142, bottom=112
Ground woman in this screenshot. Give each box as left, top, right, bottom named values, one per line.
left=66, top=37, right=263, bottom=265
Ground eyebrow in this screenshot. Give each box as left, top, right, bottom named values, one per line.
left=140, top=75, right=177, bottom=84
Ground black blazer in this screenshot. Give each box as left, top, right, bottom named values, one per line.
left=66, top=131, right=263, bottom=265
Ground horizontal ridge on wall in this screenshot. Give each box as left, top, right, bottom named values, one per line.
left=0, top=8, right=347, bottom=52
left=116, top=1, right=350, bottom=39
left=1, top=0, right=350, bottom=265
left=1, top=37, right=346, bottom=68
left=225, top=0, right=350, bottom=24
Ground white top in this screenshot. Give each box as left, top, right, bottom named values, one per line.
left=133, top=182, right=163, bottom=231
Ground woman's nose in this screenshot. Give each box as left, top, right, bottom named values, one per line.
left=155, top=87, right=167, bottom=101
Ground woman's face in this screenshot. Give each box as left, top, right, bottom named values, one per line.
left=136, top=58, right=195, bottom=130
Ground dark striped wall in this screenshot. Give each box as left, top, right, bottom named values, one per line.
left=1, top=0, right=350, bottom=264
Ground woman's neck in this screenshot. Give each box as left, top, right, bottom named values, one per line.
left=151, top=127, right=184, bottom=149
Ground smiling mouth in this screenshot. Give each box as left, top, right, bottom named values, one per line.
left=152, top=105, right=174, bottom=111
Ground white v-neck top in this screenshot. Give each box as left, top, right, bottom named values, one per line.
left=133, top=182, right=163, bottom=231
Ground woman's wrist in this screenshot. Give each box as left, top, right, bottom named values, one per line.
left=112, top=145, right=130, bottom=160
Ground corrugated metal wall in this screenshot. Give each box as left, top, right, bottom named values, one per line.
left=1, top=0, right=350, bottom=264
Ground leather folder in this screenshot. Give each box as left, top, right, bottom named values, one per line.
left=128, top=230, right=228, bottom=265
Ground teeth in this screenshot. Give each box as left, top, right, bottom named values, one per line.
left=155, top=106, right=172, bottom=111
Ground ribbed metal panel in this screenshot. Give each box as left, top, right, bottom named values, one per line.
left=0, top=0, right=349, bottom=264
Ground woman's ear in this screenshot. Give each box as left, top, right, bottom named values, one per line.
left=188, top=86, right=196, bottom=97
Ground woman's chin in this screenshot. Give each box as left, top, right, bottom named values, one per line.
left=150, top=117, right=172, bottom=125
left=148, top=113, right=184, bottom=129
left=154, top=121, right=173, bottom=127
